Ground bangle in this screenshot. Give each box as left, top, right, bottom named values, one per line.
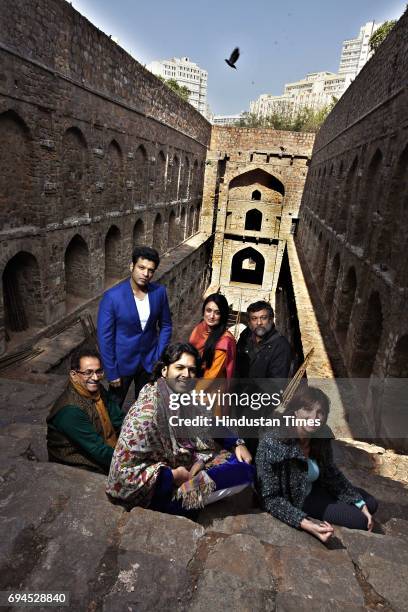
left=235, top=438, right=246, bottom=447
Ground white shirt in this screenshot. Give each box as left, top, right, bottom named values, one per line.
left=134, top=293, right=150, bottom=330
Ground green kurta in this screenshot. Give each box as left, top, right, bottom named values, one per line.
left=47, top=385, right=124, bottom=473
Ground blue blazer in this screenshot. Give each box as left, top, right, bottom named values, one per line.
left=97, top=279, right=172, bottom=381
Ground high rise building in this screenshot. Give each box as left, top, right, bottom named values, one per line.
left=147, top=56, right=208, bottom=117
left=339, top=21, right=383, bottom=79
left=250, top=72, right=352, bottom=118
left=249, top=21, right=383, bottom=120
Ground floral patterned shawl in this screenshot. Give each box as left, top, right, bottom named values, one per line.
left=106, top=379, right=219, bottom=508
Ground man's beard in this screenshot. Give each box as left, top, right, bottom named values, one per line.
left=253, top=322, right=273, bottom=337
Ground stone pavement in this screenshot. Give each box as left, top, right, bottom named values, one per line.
left=1, top=419, right=408, bottom=611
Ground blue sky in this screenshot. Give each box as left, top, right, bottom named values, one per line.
left=70, top=0, right=405, bottom=115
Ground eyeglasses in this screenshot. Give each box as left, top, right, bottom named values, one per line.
left=75, top=369, right=104, bottom=378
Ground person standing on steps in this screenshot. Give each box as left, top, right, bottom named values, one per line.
left=97, top=246, right=172, bottom=408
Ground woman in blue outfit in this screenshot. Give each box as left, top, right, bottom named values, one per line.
left=256, top=386, right=378, bottom=543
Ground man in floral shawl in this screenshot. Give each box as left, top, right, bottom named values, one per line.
left=106, top=342, right=254, bottom=515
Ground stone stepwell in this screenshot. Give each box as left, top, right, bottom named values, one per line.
left=0, top=378, right=408, bottom=611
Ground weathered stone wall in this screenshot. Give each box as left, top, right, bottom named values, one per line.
left=202, top=127, right=314, bottom=310
left=296, top=9, right=408, bottom=449
left=0, top=0, right=211, bottom=354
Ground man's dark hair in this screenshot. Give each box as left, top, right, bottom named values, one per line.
left=70, top=346, right=101, bottom=371
left=132, top=246, right=160, bottom=268
left=151, top=342, right=201, bottom=382
left=247, top=300, right=274, bottom=319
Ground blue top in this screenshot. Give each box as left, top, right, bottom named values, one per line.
left=304, top=457, right=365, bottom=508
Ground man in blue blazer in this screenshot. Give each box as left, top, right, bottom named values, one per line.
left=97, top=246, right=172, bottom=407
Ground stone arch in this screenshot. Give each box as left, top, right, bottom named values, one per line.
left=180, top=156, right=190, bottom=199
left=156, top=150, right=166, bottom=199
left=316, top=240, right=329, bottom=287
left=321, top=164, right=334, bottom=221
left=134, top=145, right=148, bottom=203
left=64, top=235, right=91, bottom=310
left=170, top=155, right=180, bottom=201
left=62, top=127, right=88, bottom=217
left=350, top=149, right=383, bottom=248
left=106, top=139, right=123, bottom=208
left=327, top=161, right=343, bottom=226
left=153, top=213, right=163, bottom=253
left=104, top=225, right=122, bottom=287
left=338, top=156, right=358, bottom=236
left=316, top=167, right=327, bottom=217
left=187, top=206, right=194, bottom=237
left=245, top=209, right=262, bottom=231
left=251, top=189, right=261, bottom=201
left=324, top=252, right=340, bottom=311
left=133, top=218, right=145, bottom=247
left=334, top=267, right=357, bottom=342
left=230, top=247, right=265, bottom=285
left=389, top=145, right=408, bottom=273
left=2, top=251, right=44, bottom=334
left=168, top=210, right=177, bottom=249
left=191, top=159, right=199, bottom=197
left=0, top=110, right=33, bottom=229
left=179, top=206, right=186, bottom=242
left=387, top=335, right=408, bottom=377
left=311, top=231, right=323, bottom=271
left=194, top=203, right=200, bottom=233
left=229, top=168, right=285, bottom=204
left=351, top=291, right=383, bottom=378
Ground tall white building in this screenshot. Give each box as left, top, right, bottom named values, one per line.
left=249, top=21, right=384, bottom=120
left=284, top=71, right=353, bottom=112
left=339, top=21, right=383, bottom=79
left=250, top=72, right=352, bottom=118
left=147, top=56, right=208, bottom=117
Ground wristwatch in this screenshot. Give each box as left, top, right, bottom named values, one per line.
left=235, top=438, right=246, bottom=447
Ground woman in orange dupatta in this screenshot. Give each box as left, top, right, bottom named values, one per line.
left=189, top=293, right=236, bottom=416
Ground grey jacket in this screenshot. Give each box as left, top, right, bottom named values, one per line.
left=255, top=426, right=363, bottom=528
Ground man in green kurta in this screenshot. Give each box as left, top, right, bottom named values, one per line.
left=47, top=347, right=124, bottom=474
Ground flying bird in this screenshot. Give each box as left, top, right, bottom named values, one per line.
left=225, top=47, right=240, bottom=69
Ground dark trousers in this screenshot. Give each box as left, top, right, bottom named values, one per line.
left=109, top=366, right=150, bottom=410
left=302, top=483, right=378, bottom=530
left=149, top=455, right=256, bottom=518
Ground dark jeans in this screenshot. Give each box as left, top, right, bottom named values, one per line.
left=109, top=366, right=150, bottom=411
left=302, top=483, right=378, bottom=530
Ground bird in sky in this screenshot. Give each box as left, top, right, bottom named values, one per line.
left=225, top=47, right=240, bottom=69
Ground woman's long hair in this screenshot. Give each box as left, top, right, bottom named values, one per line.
left=280, top=385, right=331, bottom=464
left=201, top=293, right=230, bottom=370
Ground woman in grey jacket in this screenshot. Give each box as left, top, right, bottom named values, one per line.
left=256, top=386, right=377, bottom=543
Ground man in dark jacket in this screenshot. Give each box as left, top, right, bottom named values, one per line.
left=236, top=300, right=292, bottom=454
left=236, top=300, right=292, bottom=380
